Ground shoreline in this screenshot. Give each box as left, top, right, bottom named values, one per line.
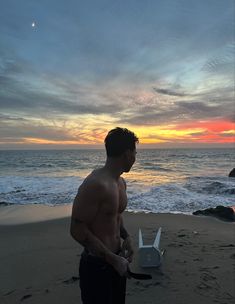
left=0, top=204, right=234, bottom=226
left=0, top=204, right=73, bottom=225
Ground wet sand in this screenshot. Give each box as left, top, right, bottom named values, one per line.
left=0, top=205, right=234, bottom=304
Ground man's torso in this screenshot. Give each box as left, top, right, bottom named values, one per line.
left=84, top=169, right=127, bottom=253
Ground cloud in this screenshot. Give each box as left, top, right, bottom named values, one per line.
left=0, top=0, right=234, bottom=147
left=1, top=52, right=234, bottom=130
left=153, top=87, right=188, bottom=97
left=189, top=131, right=209, bottom=136
left=201, top=43, right=235, bottom=82
left=0, top=67, right=123, bottom=117
left=0, top=114, right=26, bottom=121
left=117, top=96, right=234, bottom=126
left=0, top=116, right=108, bottom=144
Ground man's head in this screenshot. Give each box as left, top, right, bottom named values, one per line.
left=105, top=127, right=139, bottom=172
left=105, top=127, right=139, bottom=157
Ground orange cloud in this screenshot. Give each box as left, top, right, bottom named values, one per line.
left=130, top=119, right=234, bottom=145
left=23, top=137, right=91, bottom=145
left=6, top=118, right=233, bottom=148
left=171, top=119, right=235, bottom=133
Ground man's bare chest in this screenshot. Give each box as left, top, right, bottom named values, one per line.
left=102, top=183, right=127, bottom=216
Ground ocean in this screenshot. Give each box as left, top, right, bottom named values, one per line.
left=0, top=148, right=234, bottom=214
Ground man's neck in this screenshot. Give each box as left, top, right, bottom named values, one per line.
left=103, top=158, right=123, bottom=180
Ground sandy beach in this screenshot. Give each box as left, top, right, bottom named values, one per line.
left=0, top=205, right=234, bottom=304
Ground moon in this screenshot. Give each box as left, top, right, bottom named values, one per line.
left=31, top=22, right=36, bottom=28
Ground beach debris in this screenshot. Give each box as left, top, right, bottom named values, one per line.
left=20, top=294, right=32, bottom=301
left=63, top=276, right=79, bottom=284
left=177, top=234, right=186, bottom=237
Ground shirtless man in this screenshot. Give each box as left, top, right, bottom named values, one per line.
left=70, top=127, right=138, bottom=304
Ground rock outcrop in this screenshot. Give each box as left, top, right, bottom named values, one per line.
left=193, top=205, right=235, bottom=222
left=229, top=168, right=235, bottom=177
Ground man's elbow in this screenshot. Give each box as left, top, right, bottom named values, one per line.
left=70, top=221, right=87, bottom=245
left=70, top=223, right=80, bottom=241
left=70, top=224, right=76, bottom=240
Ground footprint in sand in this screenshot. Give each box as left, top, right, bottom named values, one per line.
left=230, top=253, right=235, bottom=259
left=3, top=290, right=16, bottom=296
left=201, top=272, right=217, bottom=282
left=195, top=270, right=219, bottom=296
left=63, top=276, right=79, bottom=284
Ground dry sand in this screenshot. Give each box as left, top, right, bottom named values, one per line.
left=0, top=205, right=234, bottom=304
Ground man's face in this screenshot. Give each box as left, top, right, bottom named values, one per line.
left=123, top=148, right=136, bottom=172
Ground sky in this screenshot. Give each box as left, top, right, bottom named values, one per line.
left=0, top=0, right=234, bottom=149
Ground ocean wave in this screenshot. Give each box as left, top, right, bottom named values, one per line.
left=0, top=176, right=82, bottom=205
left=1, top=175, right=234, bottom=213
left=0, top=146, right=234, bottom=214
left=184, top=177, right=235, bottom=196
left=141, top=163, right=173, bottom=172
left=127, top=180, right=235, bottom=214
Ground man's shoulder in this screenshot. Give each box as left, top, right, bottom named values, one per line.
left=82, top=169, right=107, bottom=190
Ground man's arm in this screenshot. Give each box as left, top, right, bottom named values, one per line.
left=120, top=215, right=134, bottom=262
left=70, top=179, right=129, bottom=276
left=120, top=175, right=134, bottom=263
left=120, top=177, right=130, bottom=241
left=120, top=215, right=130, bottom=240
left=70, top=180, right=112, bottom=258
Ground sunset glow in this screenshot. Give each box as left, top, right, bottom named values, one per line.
left=0, top=0, right=234, bottom=149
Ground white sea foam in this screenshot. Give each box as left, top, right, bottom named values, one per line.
left=127, top=178, right=235, bottom=214
left=0, top=176, right=83, bottom=205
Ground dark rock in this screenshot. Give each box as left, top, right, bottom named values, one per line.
left=229, top=168, right=235, bottom=177
left=193, top=205, right=235, bottom=222
left=20, top=294, right=32, bottom=301
left=0, top=202, right=11, bottom=206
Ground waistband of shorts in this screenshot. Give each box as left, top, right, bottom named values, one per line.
left=82, top=248, right=121, bottom=260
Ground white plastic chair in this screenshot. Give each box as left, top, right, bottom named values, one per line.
left=138, top=227, right=163, bottom=267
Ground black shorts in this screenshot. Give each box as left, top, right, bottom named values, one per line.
left=79, top=250, right=126, bottom=304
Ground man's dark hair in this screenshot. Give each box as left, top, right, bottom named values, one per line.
left=104, top=127, right=139, bottom=157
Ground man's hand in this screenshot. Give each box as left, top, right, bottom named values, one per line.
left=121, top=237, right=134, bottom=263
left=109, top=254, right=130, bottom=277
